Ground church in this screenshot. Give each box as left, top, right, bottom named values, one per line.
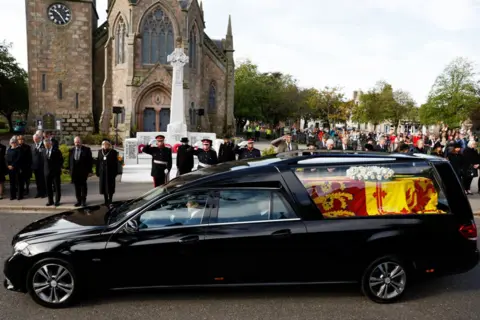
left=25, top=0, right=235, bottom=139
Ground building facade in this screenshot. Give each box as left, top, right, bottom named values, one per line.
left=25, top=0, right=235, bottom=139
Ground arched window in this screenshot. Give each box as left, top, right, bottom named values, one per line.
left=115, top=17, right=126, bottom=65
left=189, top=26, right=197, bottom=68
left=189, top=102, right=196, bottom=126
left=208, top=82, right=216, bottom=112
left=142, top=7, right=174, bottom=64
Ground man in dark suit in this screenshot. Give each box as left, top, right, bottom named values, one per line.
left=67, top=136, right=93, bottom=207
left=176, top=137, right=194, bottom=176
left=31, top=133, right=46, bottom=198
left=374, top=136, right=388, bottom=152
left=218, top=135, right=237, bottom=162
left=43, top=138, right=63, bottom=206
left=340, top=137, right=353, bottom=151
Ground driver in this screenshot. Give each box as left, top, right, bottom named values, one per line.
left=187, top=200, right=204, bottom=223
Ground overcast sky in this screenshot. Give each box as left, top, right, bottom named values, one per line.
left=2, top=0, right=480, bottom=104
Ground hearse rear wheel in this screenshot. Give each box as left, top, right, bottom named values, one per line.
left=26, top=258, right=78, bottom=308
left=361, top=255, right=408, bottom=303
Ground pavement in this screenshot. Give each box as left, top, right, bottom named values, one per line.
left=0, top=179, right=152, bottom=212
left=1, top=213, right=480, bottom=319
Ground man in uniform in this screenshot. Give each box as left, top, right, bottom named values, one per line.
left=238, top=139, right=261, bottom=159
left=218, top=134, right=237, bottom=163
left=195, top=139, right=218, bottom=169
left=142, top=135, right=172, bottom=187
left=176, top=137, right=194, bottom=176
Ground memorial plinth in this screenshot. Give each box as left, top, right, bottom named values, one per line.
left=121, top=48, right=220, bottom=183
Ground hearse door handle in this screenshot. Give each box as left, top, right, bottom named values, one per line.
left=179, top=235, right=199, bottom=244
left=271, top=229, right=291, bottom=238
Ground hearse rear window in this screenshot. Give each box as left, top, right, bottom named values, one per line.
left=292, top=162, right=450, bottom=218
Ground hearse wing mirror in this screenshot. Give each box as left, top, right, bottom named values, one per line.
left=124, top=219, right=139, bottom=234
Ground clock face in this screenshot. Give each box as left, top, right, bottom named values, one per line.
left=47, top=3, right=72, bottom=25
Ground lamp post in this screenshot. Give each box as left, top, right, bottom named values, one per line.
left=112, top=107, right=122, bottom=146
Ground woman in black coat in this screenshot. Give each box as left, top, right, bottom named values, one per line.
left=447, top=142, right=465, bottom=191
left=6, top=137, right=23, bottom=200
left=462, top=140, right=480, bottom=195
left=96, top=139, right=119, bottom=205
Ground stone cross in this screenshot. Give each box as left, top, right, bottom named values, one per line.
left=167, top=48, right=189, bottom=136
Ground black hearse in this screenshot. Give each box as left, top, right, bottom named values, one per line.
left=4, top=151, right=479, bottom=308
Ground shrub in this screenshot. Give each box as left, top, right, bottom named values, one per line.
left=82, top=133, right=120, bottom=146
left=261, top=146, right=276, bottom=156
left=58, top=144, right=70, bottom=169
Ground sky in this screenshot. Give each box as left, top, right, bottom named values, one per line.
left=2, top=0, right=480, bottom=104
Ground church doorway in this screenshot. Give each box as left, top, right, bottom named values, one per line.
left=136, top=86, right=171, bottom=132
left=143, top=108, right=156, bottom=132
left=159, top=109, right=170, bottom=131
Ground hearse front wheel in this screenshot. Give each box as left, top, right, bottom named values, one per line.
left=361, top=256, right=408, bottom=303
left=26, top=258, right=78, bottom=308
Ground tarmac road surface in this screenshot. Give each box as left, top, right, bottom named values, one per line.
left=1, top=213, right=479, bottom=320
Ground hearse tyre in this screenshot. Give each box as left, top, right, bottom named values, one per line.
left=361, top=255, right=408, bottom=303
left=26, top=258, right=78, bottom=308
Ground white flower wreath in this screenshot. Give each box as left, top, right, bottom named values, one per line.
left=346, top=166, right=395, bottom=181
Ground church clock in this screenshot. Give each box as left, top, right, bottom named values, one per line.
left=47, top=3, right=72, bottom=25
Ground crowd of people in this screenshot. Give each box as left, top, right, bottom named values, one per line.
left=283, top=127, right=480, bottom=195
left=0, top=131, right=120, bottom=206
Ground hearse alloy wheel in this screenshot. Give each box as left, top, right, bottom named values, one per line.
left=27, top=258, right=78, bottom=308
left=362, top=256, right=408, bottom=303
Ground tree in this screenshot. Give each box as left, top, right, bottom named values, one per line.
left=233, top=60, right=263, bottom=131
left=352, top=81, right=389, bottom=131
left=419, top=57, right=480, bottom=127
left=0, top=41, right=29, bottom=131
left=387, top=89, right=416, bottom=133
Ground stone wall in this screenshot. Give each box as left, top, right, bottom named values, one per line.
left=203, top=50, right=227, bottom=135
left=26, top=0, right=96, bottom=134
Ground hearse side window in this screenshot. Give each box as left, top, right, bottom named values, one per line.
left=137, top=192, right=209, bottom=229
left=292, top=162, right=450, bottom=218
left=212, top=190, right=296, bottom=224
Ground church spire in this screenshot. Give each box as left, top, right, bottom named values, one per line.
left=227, top=15, right=232, bottom=37
left=225, top=15, right=233, bottom=51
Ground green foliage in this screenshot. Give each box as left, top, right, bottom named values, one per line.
left=58, top=144, right=70, bottom=169
left=419, top=57, right=480, bottom=127
left=261, top=146, right=276, bottom=156
left=0, top=41, right=28, bottom=131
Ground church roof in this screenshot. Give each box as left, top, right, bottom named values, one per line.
left=212, top=39, right=224, bottom=52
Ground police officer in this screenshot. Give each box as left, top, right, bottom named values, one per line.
left=195, top=139, right=218, bottom=169
left=142, top=135, right=172, bottom=187
left=218, top=134, right=237, bottom=163
left=176, top=137, right=194, bottom=176
left=238, top=139, right=261, bottom=159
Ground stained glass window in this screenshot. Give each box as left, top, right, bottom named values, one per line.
left=142, top=7, right=174, bottom=64
left=115, top=17, right=126, bottom=65
left=208, top=82, right=216, bottom=112
left=189, top=26, right=197, bottom=68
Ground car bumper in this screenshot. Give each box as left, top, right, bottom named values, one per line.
left=424, top=249, right=480, bottom=277
left=3, top=253, right=29, bottom=293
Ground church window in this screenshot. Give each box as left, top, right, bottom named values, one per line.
left=41, top=74, right=47, bottom=91
left=57, top=81, right=63, bottom=100
left=141, top=7, right=175, bottom=65
left=189, top=102, right=196, bottom=126
left=208, top=82, right=216, bottom=112
left=189, top=26, right=197, bottom=68
left=75, top=93, right=79, bottom=108
left=115, top=17, right=126, bottom=65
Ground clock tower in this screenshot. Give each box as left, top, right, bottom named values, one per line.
left=25, top=0, right=98, bottom=134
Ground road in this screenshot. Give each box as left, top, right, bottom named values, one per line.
left=1, top=213, right=480, bottom=320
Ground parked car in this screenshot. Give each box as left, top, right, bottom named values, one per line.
left=13, top=121, right=26, bottom=134
left=3, top=151, right=479, bottom=308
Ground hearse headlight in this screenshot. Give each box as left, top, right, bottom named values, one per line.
left=13, top=241, right=31, bottom=256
